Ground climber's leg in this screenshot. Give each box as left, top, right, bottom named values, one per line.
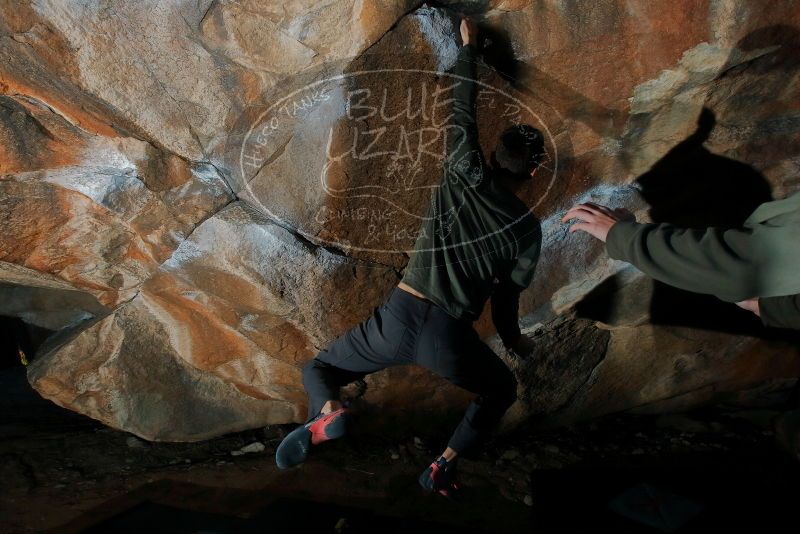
left=412, top=310, right=517, bottom=495
left=276, top=288, right=420, bottom=469
left=417, top=319, right=517, bottom=457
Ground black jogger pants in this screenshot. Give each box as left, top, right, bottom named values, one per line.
left=302, top=287, right=517, bottom=454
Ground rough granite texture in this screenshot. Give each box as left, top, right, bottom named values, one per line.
left=2, top=1, right=799, bottom=440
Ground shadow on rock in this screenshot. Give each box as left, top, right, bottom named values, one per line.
left=579, top=24, right=800, bottom=338
left=577, top=109, right=779, bottom=336
left=578, top=107, right=799, bottom=343
left=638, top=108, right=773, bottom=335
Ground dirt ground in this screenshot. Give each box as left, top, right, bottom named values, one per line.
left=2, top=366, right=799, bottom=533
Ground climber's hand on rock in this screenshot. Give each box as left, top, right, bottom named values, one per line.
left=562, top=202, right=635, bottom=243
left=460, top=16, right=478, bottom=46
left=735, top=298, right=761, bottom=317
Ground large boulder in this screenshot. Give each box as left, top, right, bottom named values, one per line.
left=2, top=1, right=800, bottom=440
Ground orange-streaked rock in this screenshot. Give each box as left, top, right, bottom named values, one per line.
left=27, top=302, right=302, bottom=442
left=26, top=202, right=475, bottom=438
left=4, top=2, right=800, bottom=441
left=0, top=179, right=158, bottom=306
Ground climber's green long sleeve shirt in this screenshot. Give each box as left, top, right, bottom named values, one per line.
left=606, top=192, right=800, bottom=330
left=400, top=44, right=541, bottom=334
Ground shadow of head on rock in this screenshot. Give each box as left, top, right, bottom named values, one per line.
left=637, top=108, right=772, bottom=228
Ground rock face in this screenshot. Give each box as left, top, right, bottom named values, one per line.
left=3, top=1, right=800, bottom=440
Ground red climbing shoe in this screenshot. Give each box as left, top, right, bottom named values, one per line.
left=419, top=456, right=461, bottom=499
left=275, top=408, right=351, bottom=469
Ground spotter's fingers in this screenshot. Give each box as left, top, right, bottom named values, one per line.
left=583, top=202, right=617, bottom=216
left=568, top=223, right=593, bottom=234
left=562, top=206, right=598, bottom=223
left=576, top=202, right=606, bottom=215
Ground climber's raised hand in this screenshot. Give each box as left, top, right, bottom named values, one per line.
left=562, top=202, right=635, bottom=243
left=460, top=16, right=478, bottom=46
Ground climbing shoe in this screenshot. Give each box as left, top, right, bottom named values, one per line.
left=275, top=408, right=351, bottom=469
left=419, top=456, right=460, bottom=499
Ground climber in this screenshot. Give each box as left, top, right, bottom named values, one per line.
left=561, top=193, right=800, bottom=330
left=275, top=16, right=544, bottom=497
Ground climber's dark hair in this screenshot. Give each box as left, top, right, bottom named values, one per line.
left=492, top=124, right=544, bottom=179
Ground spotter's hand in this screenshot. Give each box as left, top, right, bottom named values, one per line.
left=562, top=202, right=635, bottom=243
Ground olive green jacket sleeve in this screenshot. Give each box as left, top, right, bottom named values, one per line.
left=446, top=44, right=486, bottom=188
left=605, top=222, right=759, bottom=302
left=605, top=192, right=800, bottom=304
left=760, top=295, right=800, bottom=330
